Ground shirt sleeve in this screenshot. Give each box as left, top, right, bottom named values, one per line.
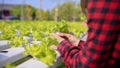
left=78, top=40, right=85, bottom=49
left=57, top=40, right=81, bottom=68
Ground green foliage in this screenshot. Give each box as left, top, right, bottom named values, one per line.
left=55, top=20, right=69, bottom=33
left=0, top=26, right=16, bottom=40
left=80, top=13, right=87, bottom=22
left=35, top=10, right=53, bottom=21
left=58, top=2, right=74, bottom=21
left=24, top=5, right=33, bottom=20
left=10, top=2, right=85, bottom=21
left=25, top=44, right=41, bottom=57
left=10, top=5, right=36, bottom=20
left=37, top=37, right=57, bottom=65
left=9, top=36, right=28, bottom=48
left=5, top=64, right=15, bottom=68
left=51, top=2, right=84, bottom=21
left=56, top=61, right=66, bottom=68
left=10, top=6, right=21, bottom=17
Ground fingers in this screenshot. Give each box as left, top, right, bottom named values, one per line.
left=51, top=33, right=62, bottom=40
left=51, top=33, right=65, bottom=43
left=50, top=45, right=57, bottom=50
left=57, top=33, right=80, bottom=46
left=54, top=33, right=74, bottom=41
left=55, top=32, right=66, bottom=37
left=57, top=33, right=70, bottom=38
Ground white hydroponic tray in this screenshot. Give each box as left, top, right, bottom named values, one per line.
left=0, top=40, right=10, bottom=51
left=16, top=58, right=48, bottom=68
left=0, top=47, right=25, bottom=68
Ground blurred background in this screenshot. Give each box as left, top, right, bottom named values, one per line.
left=0, top=0, right=87, bottom=68
left=0, top=0, right=86, bottom=21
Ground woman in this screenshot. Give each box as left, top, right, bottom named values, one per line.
left=51, top=0, right=120, bottom=68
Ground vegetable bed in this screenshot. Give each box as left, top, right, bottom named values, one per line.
left=0, top=20, right=87, bottom=68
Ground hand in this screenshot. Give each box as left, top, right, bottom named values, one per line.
left=57, top=33, right=80, bottom=46
left=51, top=33, right=65, bottom=43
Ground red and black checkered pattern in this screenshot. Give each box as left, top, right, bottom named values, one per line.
left=57, top=0, right=120, bottom=68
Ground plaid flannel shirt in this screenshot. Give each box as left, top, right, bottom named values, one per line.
left=57, top=0, right=120, bottom=68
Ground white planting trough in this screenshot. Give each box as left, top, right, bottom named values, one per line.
left=0, top=47, right=25, bottom=68
left=16, top=58, right=49, bottom=68
left=0, top=40, right=10, bottom=51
